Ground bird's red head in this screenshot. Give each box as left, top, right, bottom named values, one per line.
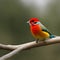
left=27, top=18, right=40, bottom=25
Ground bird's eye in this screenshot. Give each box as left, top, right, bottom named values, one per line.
left=31, top=20, right=34, bottom=22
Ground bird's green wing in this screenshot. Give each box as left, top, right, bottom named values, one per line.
left=39, top=22, right=55, bottom=38
left=39, top=22, right=52, bottom=35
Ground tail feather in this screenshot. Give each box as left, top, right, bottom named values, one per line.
left=49, top=35, right=55, bottom=38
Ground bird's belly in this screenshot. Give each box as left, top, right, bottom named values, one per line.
left=32, top=30, right=50, bottom=39
left=39, top=31, right=50, bottom=38
left=31, top=25, right=50, bottom=40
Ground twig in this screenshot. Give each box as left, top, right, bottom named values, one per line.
left=0, top=44, right=19, bottom=50
left=0, top=36, right=60, bottom=60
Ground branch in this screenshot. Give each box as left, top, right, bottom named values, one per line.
left=0, top=36, right=60, bottom=50
left=0, top=36, right=60, bottom=60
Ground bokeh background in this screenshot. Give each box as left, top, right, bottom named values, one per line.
left=0, top=0, right=60, bottom=60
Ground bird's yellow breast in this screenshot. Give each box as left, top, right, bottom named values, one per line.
left=40, top=31, right=50, bottom=38
left=32, top=31, right=50, bottom=39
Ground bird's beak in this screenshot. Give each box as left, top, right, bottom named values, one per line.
left=27, top=21, right=29, bottom=23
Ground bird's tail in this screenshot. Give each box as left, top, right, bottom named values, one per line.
left=49, top=34, right=55, bottom=38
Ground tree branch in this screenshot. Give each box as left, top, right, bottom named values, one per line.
left=0, top=36, right=60, bottom=60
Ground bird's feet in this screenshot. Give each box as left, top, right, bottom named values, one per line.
left=36, top=38, right=47, bottom=43
left=36, top=39, right=39, bottom=43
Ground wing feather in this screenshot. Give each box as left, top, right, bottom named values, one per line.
left=39, top=22, right=52, bottom=35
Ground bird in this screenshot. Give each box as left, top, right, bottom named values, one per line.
left=27, top=18, right=55, bottom=43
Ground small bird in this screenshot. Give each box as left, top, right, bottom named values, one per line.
left=27, top=18, right=55, bottom=43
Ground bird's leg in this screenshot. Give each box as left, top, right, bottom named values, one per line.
left=36, top=39, right=39, bottom=43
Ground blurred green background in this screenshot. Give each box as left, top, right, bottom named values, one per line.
left=0, top=0, right=60, bottom=60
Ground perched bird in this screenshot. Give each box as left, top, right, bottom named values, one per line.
left=27, top=18, right=55, bottom=43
